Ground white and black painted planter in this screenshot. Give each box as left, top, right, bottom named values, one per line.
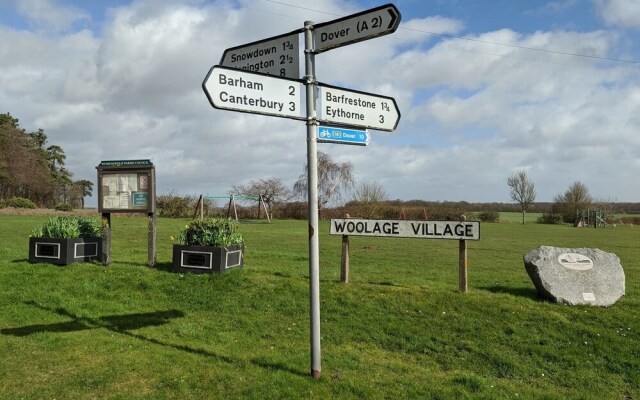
left=28, top=237, right=102, bottom=265
left=172, top=243, right=244, bottom=274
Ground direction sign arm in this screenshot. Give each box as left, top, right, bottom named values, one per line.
left=312, top=3, right=401, bottom=53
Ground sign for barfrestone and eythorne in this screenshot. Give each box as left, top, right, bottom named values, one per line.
left=317, top=83, right=400, bottom=131
left=330, top=218, right=480, bottom=240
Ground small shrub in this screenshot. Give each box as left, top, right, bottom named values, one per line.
left=429, top=207, right=468, bottom=221
left=279, top=202, right=307, bottom=220
left=620, top=216, right=640, bottom=225
left=31, top=217, right=101, bottom=239
left=157, top=192, right=198, bottom=218
left=537, top=213, right=562, bottom=224
left=55, top=203, right=73, bottom=212
left=0, top=198, right=7, bottom=208
left=7, top=197, right=36, bottom=209
left=478, top=211, right=500, bottom=223
left=176, top=218, right=243, bottom=247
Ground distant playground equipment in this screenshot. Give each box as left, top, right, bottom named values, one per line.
left=193, top=194, right=271, bottom=223
left=576, top=209, right=606, bottom=228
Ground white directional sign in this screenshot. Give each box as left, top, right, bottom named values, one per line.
left=220, top=30, right=301, bottom=78
left=317, top=83, right=400, bottom=131
left=313, top=4, right=401, bottom=53
left=330, top=219, right=481, bottom=241
left=202, top=66, right=305, bottom=121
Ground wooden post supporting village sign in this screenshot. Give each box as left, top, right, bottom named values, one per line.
left=330, top=218, right=481, bottom=292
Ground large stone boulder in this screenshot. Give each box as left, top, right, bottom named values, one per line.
left=523, top=246, right=625, bottom=306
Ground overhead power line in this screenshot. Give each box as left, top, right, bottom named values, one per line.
left=401, top=27, right=639, bottom=64
left=261, top=0, right=640, bottom=65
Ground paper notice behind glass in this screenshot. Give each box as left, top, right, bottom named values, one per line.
left=118, top=174, right=138, bottom=192
left=119, top=192, right=130, bottom=208
left=103, top=196, right=119, bottom=209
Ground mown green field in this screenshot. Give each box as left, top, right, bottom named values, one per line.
left=498, top=212, right=543, bottom=224
left=0, top=216, right=638, bottom=399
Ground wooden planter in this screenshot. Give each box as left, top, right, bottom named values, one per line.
left=28, top=237, right=102, bottom=265
left=172, top=243, right=244, bottom=274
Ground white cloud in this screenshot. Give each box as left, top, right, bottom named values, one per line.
left=596, top=0, right=640, bottom=29
left=1, top=0, right=639, bottom=205
left=397, top=16, right=464, bottom=45
left=15, top=0, right=90, bottom=33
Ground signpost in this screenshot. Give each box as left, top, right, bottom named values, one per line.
left=202, top=66, right=305, bottom=121
left=313, top=3, right=401, bottom=53
left=220, top=30, right=302, bottom=78
left=317, top=125, right=370, bottom=146
left=318, top=83, right=400, bottom=131
left=204, top=3, right=403, bottom=380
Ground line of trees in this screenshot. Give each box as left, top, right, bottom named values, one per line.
left=226, top=157, right=638, bottom=223
left=507, top=170, right=636, bottom=225
left=0, top=113, right=93, bottom=208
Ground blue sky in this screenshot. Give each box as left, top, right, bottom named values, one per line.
left=1, top=0, right=639, bottom=206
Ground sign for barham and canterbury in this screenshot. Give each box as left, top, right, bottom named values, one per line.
left=330, top=218, right=480, bottom=241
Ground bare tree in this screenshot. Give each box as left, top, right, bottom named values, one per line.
left=350, top=179, right=389, bottom=218
left=593, top=197, right=618, bottom=225
left=293, top=152, right=354, bottom=211
left=351, top=180, right=389, bottom=203
left=230, top=177, right=292, bottom=216
left=507, top=170, right=536, bottom=224
left=554, top=181, right=593, bottom=224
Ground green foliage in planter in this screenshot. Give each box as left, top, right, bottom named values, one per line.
left=177, top=218, right=243, bottom=247
left=31, top=217, right=101, bottom=239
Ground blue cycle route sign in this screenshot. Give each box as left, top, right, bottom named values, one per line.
left=317, top=125, right=370, bottom=146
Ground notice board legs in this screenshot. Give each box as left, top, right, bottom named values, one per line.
left=148, top=212, right=157, bottom=267
left=101, top=213, right=111, bottom=266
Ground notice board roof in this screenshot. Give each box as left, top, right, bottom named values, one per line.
left=97, top=160, right=154, bottom=169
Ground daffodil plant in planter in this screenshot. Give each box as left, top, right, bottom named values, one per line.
left=172, top=218, right=244, bottom=274
left=29, top=217, right=102, bottom=265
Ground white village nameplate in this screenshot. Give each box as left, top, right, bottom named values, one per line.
left=330, top=219, right=480, bottom=240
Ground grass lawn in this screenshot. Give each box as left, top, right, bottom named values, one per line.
left=498, top=212, right=543, bottom=224
left=0, top=215, right=638, bottom=399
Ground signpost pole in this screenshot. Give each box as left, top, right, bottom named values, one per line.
left=341, top=214, right=350, bottom=284
left=304, top=20, right=322, bottom=380
left=458, top=217, right=468, bottom=293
